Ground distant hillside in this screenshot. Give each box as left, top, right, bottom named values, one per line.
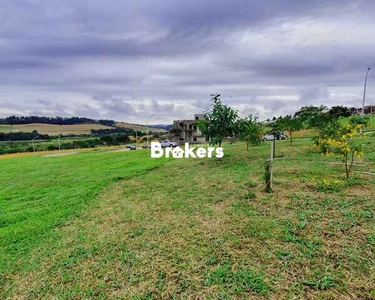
left=149, top=124, right=173, bottom=131
left=0, top=116, right=115, bottom=127
left=0, top=123, right=113, bottom=136
left=0, top=115, right=169, bottom=135
left=115, top=122, right=167, bottom=133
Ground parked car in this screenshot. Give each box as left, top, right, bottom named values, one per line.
left=264, top=134, right=286, bottom=141
left=126, top=144, right=133, bottom=148
left=160, top=140, right=177, bottom=147
left=129, top=145, right=136, bottom=150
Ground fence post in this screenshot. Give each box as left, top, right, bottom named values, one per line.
left=270, top=140, right=274, bottom=190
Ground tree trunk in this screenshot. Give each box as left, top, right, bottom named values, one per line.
left=289, top=132, right=293, bottom=146
left=346, top=152, right=355, bottom=179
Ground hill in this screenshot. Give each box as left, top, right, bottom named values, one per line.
left=1, top=137, right=374, bottom=298
left=0, top=123, right=113, bottom=136
left=115, top=122, right=167, bottom=133
left=0, top=121, right=168, bottom=136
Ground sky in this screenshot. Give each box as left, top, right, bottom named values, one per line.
left=0, top=0, right=375, bottom=124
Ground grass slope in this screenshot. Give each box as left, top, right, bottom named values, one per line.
left=1, top=138, right=375, bottom=298
left=116, top=122, right=167, bottom=133
left=0, top=123, right=113, bottom=135
left=0, top=149, right=168, bottom=295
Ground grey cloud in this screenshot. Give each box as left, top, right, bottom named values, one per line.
left=0, top=0, right=375, bottom=122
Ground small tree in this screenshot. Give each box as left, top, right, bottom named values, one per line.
left=198, top=93, right=239, bottom=146
left=277, top=115, right=302, bottom=146
left=328, top=106, right=352, bottom=118
left=315, top=117, right=369, bottom=179
left=237, top=115, right=264, bottom=150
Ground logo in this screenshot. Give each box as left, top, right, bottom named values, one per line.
left=151, top=142, right=224, bottom=159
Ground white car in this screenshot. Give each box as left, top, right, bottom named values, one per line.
left=264, top=134, right=286, bottom=141
left=160, top=140, right=177, bottom=147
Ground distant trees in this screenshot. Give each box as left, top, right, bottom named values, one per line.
left=0, top=116, right=116, bottom=126
left=91, top=128, right=132, bottom=135
left=328, top=106, right=352, bottom=119
left=0, top=131, right=50, bottom=141
left=294, top=105, right=328, bottom=128
left=99, top=134, right=130, bottom=145
left=198, top=94, right=239, bottom=146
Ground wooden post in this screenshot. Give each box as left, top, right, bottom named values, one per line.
left=270, top=139, right=274, bottom=190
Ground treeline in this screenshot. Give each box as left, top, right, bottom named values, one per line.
left=0, top=133, right=136, bottom=155
left=91, top=128, right=133, bottom=135
left=0, top=116, right=115, bottom=127
left=0, top=131, right=49, bottom=141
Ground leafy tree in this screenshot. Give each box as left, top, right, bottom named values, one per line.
left=294, top=105, right=328, bottom=128
left=328, top=106, right=351, bottom=118
left=268, top=119, right=284, bottom=139
left=237, top=115, right=264, bottom=150
left=267, top=119, right=284, bottom=158
left=349, top=115, right=370, bottom=126
left=198, top=94, right=239, bottom=147
left=315, top=117, right=369, bottom=179
left=277, top=115, right=303, bottom=146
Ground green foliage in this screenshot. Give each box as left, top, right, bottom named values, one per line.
left=237, top=115, right=263, bottom=150
left=328, top=106, right=351, bottom=118
left=294, top=105, right=328, bottom=128
left=315, top=116, right=370, bottom=179
left=316, top=178, right=346, bottom=193
left=349, top=115, right=371, bottom=126
left=198, top=93, right=239, bottom=146
left=276, top=115, right=303, bottom=146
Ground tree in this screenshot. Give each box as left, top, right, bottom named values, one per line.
left=237, top=115, right=264, bottom=150
left=294, top=105, right=328, bottom=128
left=267, top=119, right=284, bottom=158
left=198, top=94, right=239, bottom=147
left=277, top=115, right=303, bottom=146
left=315, top=116, right=369, bottom=179
left=328, top=106, right=351, bottom=118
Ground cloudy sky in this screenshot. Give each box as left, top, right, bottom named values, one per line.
left=1, top=0, right=374, bottom=124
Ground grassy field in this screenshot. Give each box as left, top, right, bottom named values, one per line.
left=0, top=123, right=113, bottom=135
left=1, top=137, right=374, bottom=298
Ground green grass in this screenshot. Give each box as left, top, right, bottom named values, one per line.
left=0, top=125, right=12, bottom=133
left=0, top=149, right=168, bottom=290
left=1, top=137, right=375, bottom=298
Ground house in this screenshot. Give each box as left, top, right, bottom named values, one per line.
left=169, top=114, right=206, bottom=144
left=350, top=105, right=375, bottom=115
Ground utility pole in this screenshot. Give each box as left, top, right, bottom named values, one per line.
left=361, top=67, right=371, bottom=133
left=58, top=134, right=61, bottom=153
left=270, top=140, right=274, bottom=190
left=32, top=135, right=39, bottom=155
